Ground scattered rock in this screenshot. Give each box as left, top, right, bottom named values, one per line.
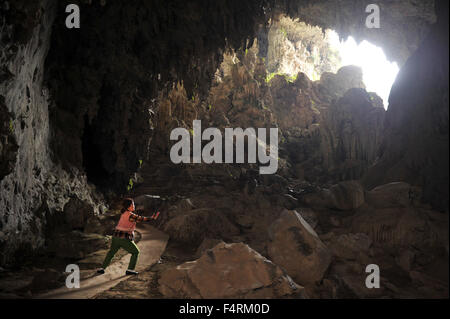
left=326, top=261, right=387, bottom=299
left=395, top=250, right=416, bottom=272
left=278, top=194, right=299, bottom=210
left=351, top=206, right=445, bottom=250
left=46, top=231, right=110, bottom=259
left=29, top=268, right=65, bottom=291
left=329, top=233, right=372, bottom=260
left=297, top=208, right=318, bottom=229
left=366, top=182, right=420, bottom=209
left=327, top=181, right=365, bottom=211
left=234, top=214, right=254, bottom=229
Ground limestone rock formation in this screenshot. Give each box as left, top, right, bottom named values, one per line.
left=267, top=16, right=341, bottom=81
left=289, top=0, right=436, bottom=65
left=267, top=210, right=332, bottom=286
left=365, top=182, right=421, bottom=209
left=163, top=208, right=239, bottom=246
left=363, top=0, right=449, bottom=213
left=63, top=197, right=95, bottom=231
left=0, top=0, right=107, bottom=266
left=319, top=88, right=385, bottom=180
left=158, top=242, right=307, bottom=299
left=0, top=97, right=18, bottom=180
left=302, top=180, right=365, bottom=211
left=351, top=204, right=448, bottom=251
left=329, top=233, right=372, bottom=260
left=46, top=231, right=110, bottom=259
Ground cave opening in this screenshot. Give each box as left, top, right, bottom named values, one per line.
left=81, top=114, right=109, bottom=187
left=267, top=16, right=399, bottom=108
left=328, top=33, right=400, bottom=108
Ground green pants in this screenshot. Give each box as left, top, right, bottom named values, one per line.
left=102, top=237, right=140, bottom=270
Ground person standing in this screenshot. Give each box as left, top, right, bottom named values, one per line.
left=97, top=198, right=160, bottom=275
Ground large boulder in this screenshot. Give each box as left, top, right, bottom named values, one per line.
left=195, top=238, right=224, bottom=259
left=63, top=197, right=95, bottom=230
left=267, top=210, right=332, bottom=286
left=319, top=88, right=385, bottom=181
left=163, top=208, right=239, bottom=246
left=329, top=233, right=372, bottom=261
left=303, top=180, right=365, bottom=211
left=84, top=212, right=117, bottom=235
left=133, top=194, right=164, bottom=213
left=297, top=208, right=319, bottom=229
left=28, top=268, right=66, bottom=291
left=351, top=206, right=448, bottom=252
left=46, top=231, right=110, bottom=259
left=366, top=182, right=421, bottom=209
left=318, top=66, right=365, bottom=102
left=158, top=242, right=307, bottom=299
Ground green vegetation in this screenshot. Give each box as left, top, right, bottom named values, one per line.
left=9, top=119, right=13, bottom=134
left=127, top=178, right=134, bottom=192
left=280, top=27, right=287, bottom=38
left=265, top=72, right=278, bottom=83
left=286, top=73, right=298, bottom=82
left=265, top=72, right=298, bottom=84
left=138, top=159, right=143, bottom=167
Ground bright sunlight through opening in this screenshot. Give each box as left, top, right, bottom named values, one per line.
left=328, top=32, right=399, bottom=109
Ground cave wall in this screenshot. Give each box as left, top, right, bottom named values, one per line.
left=45, top=0, right=270, bottom=192
left=363, top=0, right=449, bottom=212
left=44, top=0, right=437, bottom=193
left=0, top=0, right=106, bottom=267
left=0, top=0, right=56, bottom=265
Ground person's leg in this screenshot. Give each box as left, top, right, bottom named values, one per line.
left=101, top=237, right=121, bottom=269
left=120, top=239, right=140, bottom=270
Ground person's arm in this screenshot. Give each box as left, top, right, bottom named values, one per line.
left=128, top=211, right=161, bottom=223
left=128, top=212, right=151, bottom=222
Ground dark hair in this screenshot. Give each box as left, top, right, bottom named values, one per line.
left=121, top=198, right=134, bottom=213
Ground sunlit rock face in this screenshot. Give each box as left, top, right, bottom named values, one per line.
left=147, top=43, right=384, bottom=185
left=267, top=16, right=341, bottom=81
left=286, top=0, right=436, bottom=65
left=363, top=0, right=449, bottom=212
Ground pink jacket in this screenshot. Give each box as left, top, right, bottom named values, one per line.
left=115, top=211, right=137, bottom=233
